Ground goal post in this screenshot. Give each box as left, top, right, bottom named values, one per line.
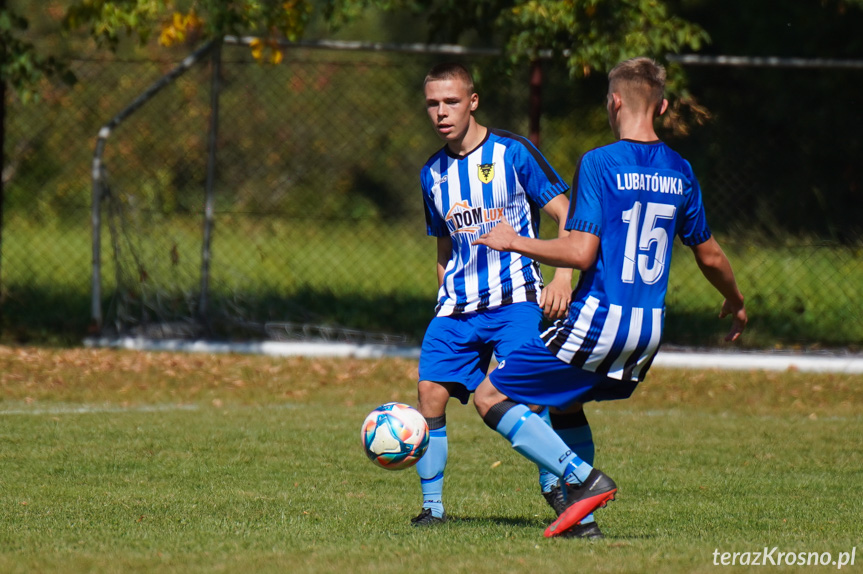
left=91, top=39, right=219, bottom=332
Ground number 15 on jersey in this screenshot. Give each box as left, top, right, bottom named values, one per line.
left=621, top=201, right=676, bottom=285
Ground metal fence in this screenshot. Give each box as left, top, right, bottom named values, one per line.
left=2, top=40, right=861, bottom=349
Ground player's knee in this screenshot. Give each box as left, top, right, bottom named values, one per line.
left=472, top=380, right=499, bottom=417
left=417, top=380, right=451, bottom=416
left=480, top=399, right=520, bottom=430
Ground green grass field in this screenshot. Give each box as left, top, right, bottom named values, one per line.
left=1, top=346, right=861, bottom=573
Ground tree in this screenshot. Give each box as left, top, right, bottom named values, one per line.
left=52, top=0, right=709, bottom=78
left=48, top=0, right=714, bottom=137
left=1, top=2, right=76, bottom=101
left=1, top=0, right=713, bottom=132
left=0, top=0, right=710, bottom=329
left=417, top=0, right=708, bottom=75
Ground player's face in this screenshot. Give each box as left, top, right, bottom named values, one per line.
left=424, top=79, right=478, bottom=145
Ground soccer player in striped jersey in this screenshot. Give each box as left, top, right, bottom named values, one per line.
left=473, top=57, right=748, bottom=538
left=412, top=62, right=580, bottom=528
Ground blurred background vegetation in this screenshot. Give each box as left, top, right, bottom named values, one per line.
left=1, top=0, right=862, bottom=349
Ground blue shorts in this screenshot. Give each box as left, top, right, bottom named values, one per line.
left=489, top=336, right=640, bottom=411
left=419, top=302, right=543, bottom=404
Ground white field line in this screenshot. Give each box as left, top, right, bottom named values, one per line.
left=0, top=403, right=200, bottom=416
left=84, top=337, right=863, bottom=374
left=0, top=403, right=301, bottom=416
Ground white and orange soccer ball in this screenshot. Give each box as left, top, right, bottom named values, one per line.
left=361, top=402, right=429, bottom=470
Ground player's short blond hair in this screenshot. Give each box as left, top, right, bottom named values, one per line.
left=424, top=62, right=475, bottom=94
left=608, top=57, right=666, bottom=113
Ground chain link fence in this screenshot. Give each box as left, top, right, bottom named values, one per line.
left=2, top=41, right=861, bottom=349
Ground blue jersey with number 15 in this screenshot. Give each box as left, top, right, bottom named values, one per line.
left=543, top=140, right=712, bottom=382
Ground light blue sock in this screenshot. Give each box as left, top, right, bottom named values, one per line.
left=537, top=408, right=559, bottom=493
left=491, top=403, right=592, bottom=485
left=555, top=425, right=595, bottom=467
left=554, top=420, right=597, bottom=523
left=415, top=424, right=447, bottom=518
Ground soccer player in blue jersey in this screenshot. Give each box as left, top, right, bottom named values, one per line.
left=472, top=57, right=748, bottom=538
left=412, top=62, right=584, bottom=528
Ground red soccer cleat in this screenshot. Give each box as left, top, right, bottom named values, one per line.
left=544, top=468, right=617, bottom=538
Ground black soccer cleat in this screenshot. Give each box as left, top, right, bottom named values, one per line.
left=543, top=483, right=603, bottom=517
left=542, top=486, right=567, bottom=517
left=411, top=508, right=446, bottom=526
left=544, top=468, right=617, bottom=538
left=560, top=521, right=604, bottom=539
left=543, top=485, right=605, bottom=539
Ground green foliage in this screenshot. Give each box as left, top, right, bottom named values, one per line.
left=62, top=0, right=165, bottom=48
left=3, top=1, right=320, bottom=98
left=0, top=7, right=75, bottom=101
left=61, top=0, right=318, bottom=48
left=377, top=0, right=709, bottom=80
left=507, top=0, right=709, bottom=77
left=5, top=2, right=863, bottom=348
left=5, top=0, right=711, bottom=96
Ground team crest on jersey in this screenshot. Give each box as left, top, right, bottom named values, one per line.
left=477, top=163, right=495, bottom=184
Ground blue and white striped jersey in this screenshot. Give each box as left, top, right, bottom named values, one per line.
left=543, top=140, right=712, bottom=382
left=421, top=128, right=569, bottom=317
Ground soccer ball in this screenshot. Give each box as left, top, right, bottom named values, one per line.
left=361, top=402, right=429, bottom=470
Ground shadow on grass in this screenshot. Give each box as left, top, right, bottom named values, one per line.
left=442, top=516, right=657, bottom=541
left=1, top=284, right=858, bottom=351
left=445, top=515, right=549, bottom=529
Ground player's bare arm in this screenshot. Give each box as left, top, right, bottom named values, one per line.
left=436, top=235, right=453, bottom=287
left=474, top=218, right=599, bottom=271
left=539, top=194, right=575, bottom=320
left=690, top=236, right=747, bottom=341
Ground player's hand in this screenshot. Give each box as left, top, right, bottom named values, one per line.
left=541, top=273, right=571, bottom=320
left=719, top=299, right=747, bottom=342
left=473, top=218, right=517, bottom=252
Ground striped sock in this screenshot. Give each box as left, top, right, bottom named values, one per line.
left=551, top=410, right=597, bottom=523
left=537, top=408, right=559, bottom=493
left=483, top=401, right=592, bottom=485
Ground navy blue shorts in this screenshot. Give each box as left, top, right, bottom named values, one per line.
left=489, top=336, right=640, bottom=410
left=419, top=302, right=543, bottom=404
